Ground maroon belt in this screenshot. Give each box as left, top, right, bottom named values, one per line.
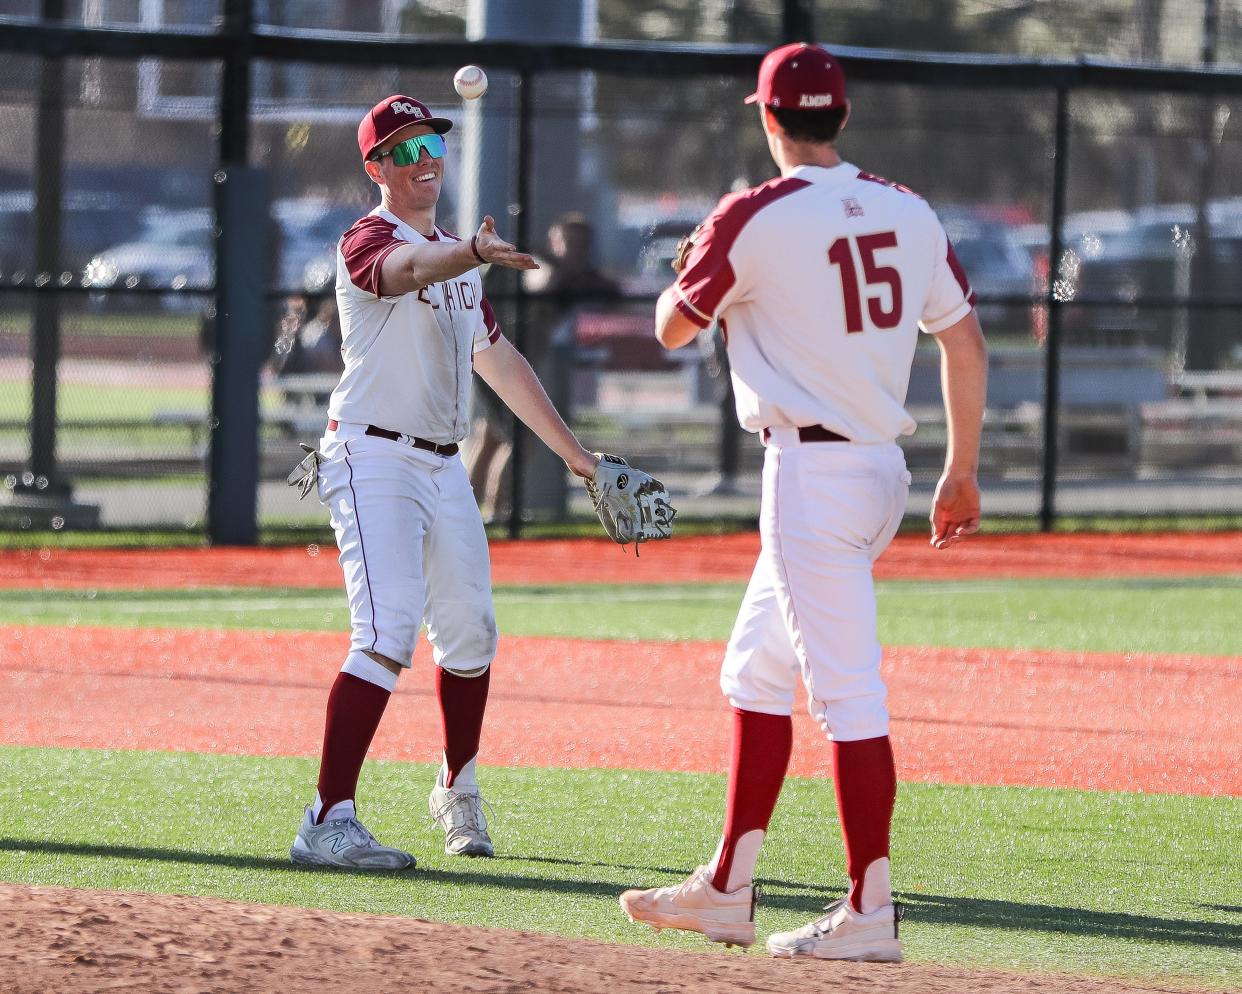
left=762, top=425, right=851, bottom=444
left=327, top=419, right=459, bottom=457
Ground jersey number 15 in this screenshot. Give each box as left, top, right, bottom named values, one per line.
left=827, top=231, right=903, bottom=333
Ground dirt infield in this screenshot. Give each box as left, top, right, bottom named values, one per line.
left=4, top=884, right=1217, bottom=994
left=2, top=625, right=1237, bottom=795
left=2, top=531, right=1240, bottom=590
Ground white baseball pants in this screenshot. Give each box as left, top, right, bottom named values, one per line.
left=720, top=430, right=911, bottom=742
left=317, top=421, right=498, bottom=672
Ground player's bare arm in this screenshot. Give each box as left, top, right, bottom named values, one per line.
left=473, top=335, right=598, bottom=479
left=378, top=216, right=538, bottom=296
left=654, top=285, right=702, bottom=349
left=930, top=311, right=988, bottom=550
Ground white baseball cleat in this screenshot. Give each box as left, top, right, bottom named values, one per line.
left=428, top=782, right=495, bottom=857
left=619, top=866, right=757, bottom=948
left=766, top=897, right=903, bottom=962
left=290, top=807, right=416, bottom=870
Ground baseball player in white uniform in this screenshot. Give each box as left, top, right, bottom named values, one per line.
left=290, top=94, right=600, bottom=869
left=620, top=45, right=988, bottom=959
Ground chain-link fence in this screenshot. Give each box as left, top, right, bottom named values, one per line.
left=7, top=1, right=1241, bottom=65
left=1, top=0, right=1240, bottom=539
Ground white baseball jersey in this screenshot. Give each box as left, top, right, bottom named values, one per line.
left=328, top=208, right=502, bottom=444
left=673, top=162, right=976, bottom=444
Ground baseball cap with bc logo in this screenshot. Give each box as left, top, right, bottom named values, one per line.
left=357, top=94, right=453, bottom=161
left=744, top=43, right=847, bottom=110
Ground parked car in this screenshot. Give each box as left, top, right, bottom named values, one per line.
left=1061, top=209, right=1134, bottom=260
left=1012, top=221, right=1050, bottom=268
left=939, top=208, right=1038, bottom=336
left=81, top=207, right=213, bottom=312
left=79, top=197, right=363, bottom=309
left=622, top=217, right=700, bottom=297
left=0, top=189, right=147, bottom=284
left=0, top=191, right=32, bottom=282
left=272, top=198, right=360, bottom=293
left=1060, top=202, right=1242, bottom=347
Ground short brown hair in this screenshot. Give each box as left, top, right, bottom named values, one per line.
left=769, top=105, right=847, bottom=144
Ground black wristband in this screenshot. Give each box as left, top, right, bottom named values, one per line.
left=470, top=234, right=486, bottom=264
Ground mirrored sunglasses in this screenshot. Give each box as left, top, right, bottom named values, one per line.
left=371, top=133, right=447, bottom=166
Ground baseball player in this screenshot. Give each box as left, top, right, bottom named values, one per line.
left=290, top=94, right=601, bottom=869
left=619, top=44, right=988, bottom=960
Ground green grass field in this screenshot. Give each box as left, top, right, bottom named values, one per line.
left=0, top=749, right=1238, bottom=986
left=0, top=311, right=202, bottom=339
left=1, top=573, right=1239, bottom=987
left=1, top=577, right=1238, bottom=656
left=0, top=382, right=208, bottom=423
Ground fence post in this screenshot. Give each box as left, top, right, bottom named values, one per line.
left=1186, top=0, right=1224, bottom=370
left=0, top=0, right=103, bottom=529
left=30, top=0, right=65, bottom=496
left=208, top=0, right=262, bottom=546
left=1039, top=84, right=1071, bottom=533
left=505, top=67, right=535, bottom=539
left=218, top=0, right=252, bottom=167
left=208, top=168, right=268, bottom=546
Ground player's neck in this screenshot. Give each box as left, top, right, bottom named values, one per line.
left=380, top=191, right=437, bottom=237
left=775, top=139, right=842, bottom=175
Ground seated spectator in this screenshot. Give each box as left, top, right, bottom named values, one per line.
left=272, top=295, right=343, bottom=406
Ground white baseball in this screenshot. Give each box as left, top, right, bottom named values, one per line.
left=453, top=65, right=488, bottom=100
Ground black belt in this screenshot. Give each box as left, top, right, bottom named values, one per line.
left=762, top=425, right=851, bottom=444
left=327, top=419, right=459, bottom=457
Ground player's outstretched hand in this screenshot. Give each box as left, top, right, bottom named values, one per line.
left=474, top=215, right=539, bottom=271
left=930, top=472, right=980, bottom=550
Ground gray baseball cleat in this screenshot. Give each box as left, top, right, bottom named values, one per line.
left=290, top=806, right=416, bottom=870
left=428, top=782, right=494, bottom=857
left=766, top=897, right=903, bottom=962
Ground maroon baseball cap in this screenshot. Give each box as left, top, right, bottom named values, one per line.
left=744, top=43, right=847, bottom=110
left=357, top=95, right=453, bottom=161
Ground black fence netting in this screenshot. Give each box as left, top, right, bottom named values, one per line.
left=1, top=0, right=1240, bottom=539
left=25, top=0, right=1236, bottom=66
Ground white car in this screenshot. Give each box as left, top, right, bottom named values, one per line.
left=272, top=198, right=359, bottom=293
left=82, top=208, right=213, bottom=311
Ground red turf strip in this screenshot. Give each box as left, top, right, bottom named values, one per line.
left=1, top=625, right=1236, bottom=796
left=1, top=532, right=1240, bottom=590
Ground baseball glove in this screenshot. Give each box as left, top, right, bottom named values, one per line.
left=670, top=229, right=699, bottom=273
left=286, top=443, right=323, bottom=500
left=585, top=453, right=676, bottom=553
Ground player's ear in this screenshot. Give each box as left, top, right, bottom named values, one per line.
left=363, top=159, right=383, bottom=185
left=759, top=104, right=777, bottom=137
left=839, top=98, right=851, bottom=136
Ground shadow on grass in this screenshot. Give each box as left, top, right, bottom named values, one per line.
left=887, top=892, right=1242, bottom=951
left=493, top=853, right=842, bottom=897
left=0, top=836, right=650, bottom=898
left=4, top=838, right=1240, bottom=951
left=491, top=853, right=694, bottom=876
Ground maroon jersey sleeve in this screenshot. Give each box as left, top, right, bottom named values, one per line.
left=673, top=177, right=811, bottom=329
left=340, top=215, right=407, bottom=299
left=921, top=221, right=978, bottom=333
left=474, top=294, right=503, bottom=352
left=436, top=224, right=503, bottom=351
